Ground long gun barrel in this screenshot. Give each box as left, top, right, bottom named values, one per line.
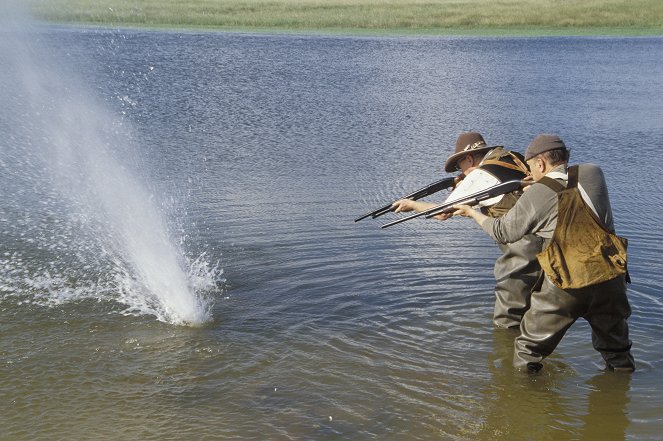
left=354, top=177, right=455, bottom=222
left=380, top=179, right=523, bottom=229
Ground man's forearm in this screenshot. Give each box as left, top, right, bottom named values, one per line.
left=465, top=207, right=490, bottom=226
left=392, top=199, right=438, bottom=214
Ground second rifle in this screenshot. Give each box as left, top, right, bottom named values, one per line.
left=381, top=179, right=524, bottom=228
left=354, top=176, right=455, bottom=222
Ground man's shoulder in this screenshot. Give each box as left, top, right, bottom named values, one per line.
left=484, top=146, right=524, bottom=161
left=572, top=163, right=608, bottom=188
left=525, top=179, right=563, bottom=201
left=480, top=147, right=528, bottom=180
left=577, top=163, right=605, bottom=178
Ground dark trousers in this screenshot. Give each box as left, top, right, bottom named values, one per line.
left=514, top=274, right=635, bottom=371
left=493, top=234, right=543, bottom=328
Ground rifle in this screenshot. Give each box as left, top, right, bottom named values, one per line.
left=354, top=177, right=455, bottom=222
left=380, top=179, right=523, bottom=229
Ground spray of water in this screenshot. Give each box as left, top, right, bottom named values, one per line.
left=0, top=5, right=219, bottom=325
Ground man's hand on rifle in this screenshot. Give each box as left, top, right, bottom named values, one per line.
left=431, top=212, right=453, bottom=221
left=452, top=204, right=475, bottom=217
left=391, top=199, right=417, bottom=213
left=521, top=175, right=535, bottom=191
left=391, top=199, right=426, bottom=213
left=392, top=199, right=448, bottom=219
left=453, top=204, right=489, bottom=227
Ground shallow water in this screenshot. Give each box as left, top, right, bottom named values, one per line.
left=1, top=24, right=663, bottom=440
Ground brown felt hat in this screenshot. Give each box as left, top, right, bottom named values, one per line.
left=444, top=132, right=497, bottom=173
left=524, top=134, right=567, bottom=161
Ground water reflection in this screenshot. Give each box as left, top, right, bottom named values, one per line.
left=478, top=329, right=631, bottom=440
left=582, top=372, right=631, bottom=440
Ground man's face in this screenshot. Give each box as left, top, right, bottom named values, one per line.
left=527, top=156, right=544, bottom=181
left=456, top=154, right=478, bottom=174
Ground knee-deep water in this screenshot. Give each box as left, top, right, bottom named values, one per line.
left=1, top=22, right=663, bottom=440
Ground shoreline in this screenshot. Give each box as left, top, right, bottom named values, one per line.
left=33, top=21, right=663, bottom=38
left=28, top=0, right=663, bottom=38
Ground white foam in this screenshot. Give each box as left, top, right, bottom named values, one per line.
left=0, top=8, right=220, bottom=326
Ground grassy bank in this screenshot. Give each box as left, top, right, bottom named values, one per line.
left=28, top=0, right=663, bottom=36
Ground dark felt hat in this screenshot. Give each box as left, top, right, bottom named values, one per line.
left=524, top=134, right=567, bottom=161
left=444, top=132, right=497, bottom=173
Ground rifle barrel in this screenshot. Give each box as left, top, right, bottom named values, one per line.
left=381, top=180, right=522, bottom=228
left=354, top=203, right=394, bottom=222
left=379, top=204, right=453, bottom=228
left=354, top=177, right=454, bottom=222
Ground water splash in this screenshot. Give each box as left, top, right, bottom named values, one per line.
left=0, top=8, right=219, bottom=325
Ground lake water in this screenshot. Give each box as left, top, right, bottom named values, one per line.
left=1, top=23, right=663, bottom=440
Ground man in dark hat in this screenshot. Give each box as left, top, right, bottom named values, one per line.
left=443, top=131, right=496, bottom=176
left=453, top=134, right=635, bottom=372
left=392, top=132, right=543, bottom=329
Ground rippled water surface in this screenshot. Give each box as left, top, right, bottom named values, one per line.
left=1, top=24, right=663, bottom=440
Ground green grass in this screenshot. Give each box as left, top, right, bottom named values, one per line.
left=27, top=0, right=663, bottom=36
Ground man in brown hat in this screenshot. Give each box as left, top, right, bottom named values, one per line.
left=453, top=134, right=635, bottom=372
left=392, top=132, right=543, bottom=329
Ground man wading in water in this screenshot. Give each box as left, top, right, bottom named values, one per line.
left=453, top=134, right=635, bottom=372
left=392, top=132, right=543, bottom=329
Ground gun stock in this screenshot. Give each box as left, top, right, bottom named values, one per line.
left=354, top=177, right=455, bottom=222
left=381, top=180, right=523, bottom=228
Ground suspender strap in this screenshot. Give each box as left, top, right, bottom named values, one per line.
left=508, top=152, right=530, bottom=175
left=567, top=165, right=579, bottom=189
left=538, top=165, right=579, bottom=193
left=538, top=176, right=566, bottom=193
left=480, top=159, right=527, bottom=174
left=480, top=151, right=530, bottom=175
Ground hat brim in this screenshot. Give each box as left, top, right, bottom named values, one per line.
left=444, top=145, right=498, bottom=173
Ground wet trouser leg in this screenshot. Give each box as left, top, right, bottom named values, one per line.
left=584, top=276, right=635, bottom=371
left=513, top=276, right=578, bottom=371
left=514, top=275, right=635, bottom=371
left=493, top=234, right=543, bottom=328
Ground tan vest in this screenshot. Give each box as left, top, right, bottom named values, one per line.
left=479, top=148, right=530, bottom=218
left=536, top=166, right=628, bottom=289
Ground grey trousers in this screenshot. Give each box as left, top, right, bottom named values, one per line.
left=493, top=234, right=544, bottom=328
left=514, top=274, right=635, bottom=371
